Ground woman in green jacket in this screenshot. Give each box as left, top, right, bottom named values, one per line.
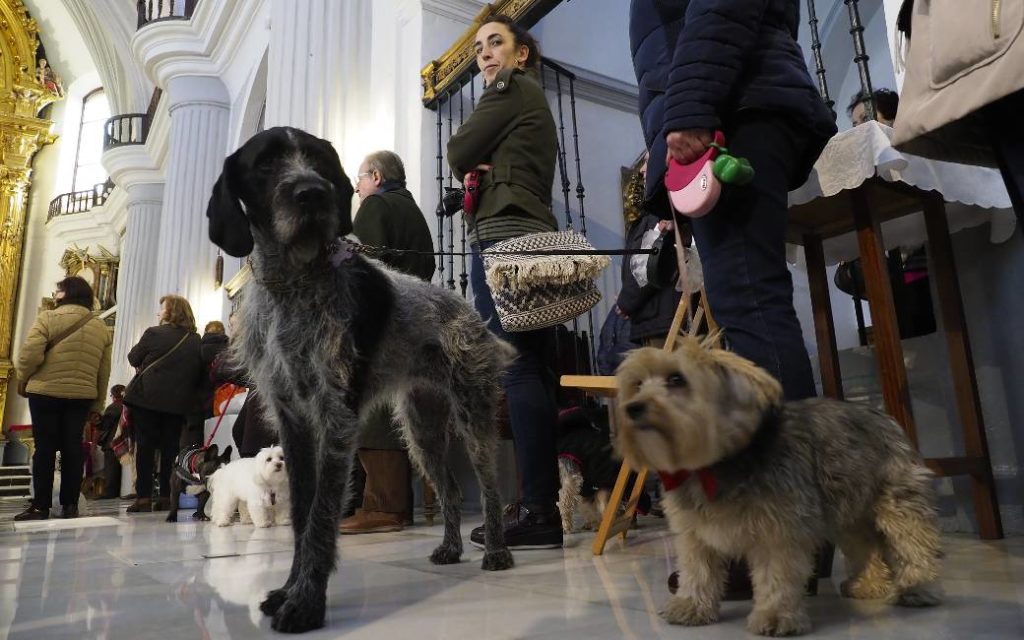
left=447, top=15, right=562, bottom=550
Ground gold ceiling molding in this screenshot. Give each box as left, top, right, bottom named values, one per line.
left=1, top=0, right=62, bottom=426
left=420, top=0, right=563, bottom=106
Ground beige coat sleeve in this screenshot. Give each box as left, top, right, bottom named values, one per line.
left=15, top=313, right=49, bottom=382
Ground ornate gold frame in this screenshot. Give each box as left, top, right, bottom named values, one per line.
left=420, top=0, right=563, bottom=106
left=1, top=0, right=61, bottom=425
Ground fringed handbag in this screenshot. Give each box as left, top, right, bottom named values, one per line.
left=482, top=230, right=609, bottom=332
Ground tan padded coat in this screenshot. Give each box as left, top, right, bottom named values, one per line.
left=15, top=304, right=113, bottom=414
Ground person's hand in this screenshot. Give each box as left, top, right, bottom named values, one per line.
left=665, top=129, right=713, bottom=165
left=657, top=220, right=675, bottom=233
left=87, top=411, right=101, bottom=425
left=614, top=305, right=630, bottom=319
left=475, top=163, right=493, bottom=172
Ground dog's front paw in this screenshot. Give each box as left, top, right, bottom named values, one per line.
left=746, top=607, right=811, bottom=637
left=260, top=588, right=289, bottom=616
left=895, top=584, right=942, bottom=607
left=277, top=517, right=292, bottom=526
left=430, top=544, right=463, bottom=565
left=660, top=596, right=718, bottom=626
left=270, top=593, right=326, bottom=633
left=214, top=519, right=232, bottom=527
left=192, top=511, right=209, bottom=521
left=165, top=511, right=177, bottom=523
left=481, top=548, right=514, bottom=571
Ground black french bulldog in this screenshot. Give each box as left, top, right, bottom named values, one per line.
left=166, top=445, right=233, bottom=523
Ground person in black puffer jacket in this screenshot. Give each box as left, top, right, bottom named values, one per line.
left=124, top=294, right=204, bottom=513
left=630, top=0, right=837, bottom=400
left=631, top=0, right=839, bottom=601
left=181, top=321, right=231, bottom=450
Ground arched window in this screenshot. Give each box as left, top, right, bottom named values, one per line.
left=72, top=88, right=110, bottom=192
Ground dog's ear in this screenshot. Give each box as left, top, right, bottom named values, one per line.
left=207, top=150, right=254, bottom=257
left=204, top=444, right=220, bottom=460
left=714, top=351, right=784, bottom=411
left=219, top=445, right=234, bottom=463
left=317, top=137, right=354, bottom=237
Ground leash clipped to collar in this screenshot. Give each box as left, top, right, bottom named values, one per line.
left=658, top=467, right=718, bottom=500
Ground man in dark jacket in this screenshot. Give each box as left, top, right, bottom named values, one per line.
left=630, top=0, right=837, bottom=400
left=631, top=0, right=838, bottom=599
left=343, top=150, right=436, bottom=534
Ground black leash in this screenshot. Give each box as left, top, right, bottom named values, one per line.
left=350, top=244, right=659, bottom=259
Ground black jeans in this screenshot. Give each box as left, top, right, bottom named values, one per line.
left=27, top=395, right=92, bottom=509
left=131, top=406, right=184, bottom=499
left=986, top=88, right=1024, bottom=236
left=471, top=242, right=560, bottom=511
left=690, top=113, right=817, bottom=401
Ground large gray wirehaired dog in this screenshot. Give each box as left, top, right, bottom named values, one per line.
left=206, top=126, right=516, bottom=633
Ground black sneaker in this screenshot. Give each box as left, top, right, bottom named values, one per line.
left=470, top=502, right=563, bottom=550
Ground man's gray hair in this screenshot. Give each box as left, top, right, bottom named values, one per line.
left=364, top=150, right=406, bottom=183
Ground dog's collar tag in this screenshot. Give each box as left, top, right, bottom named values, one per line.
left=658, top=468, right=718, bottom=500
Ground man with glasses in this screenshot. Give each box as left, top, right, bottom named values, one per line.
left=342, top=150, right=435, bottom=534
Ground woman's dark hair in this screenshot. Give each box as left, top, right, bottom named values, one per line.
left=482, top=14, right=541, bottom=70
left=847, top=88, right=900, bottom=121
left=55, top=276, right=94, bottom=309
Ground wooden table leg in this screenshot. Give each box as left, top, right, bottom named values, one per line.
left=804, top=233, right=844, bottom=400
left=852, top=189, right=918, bottom=446
left=922, top=196, right=1003, bottom=539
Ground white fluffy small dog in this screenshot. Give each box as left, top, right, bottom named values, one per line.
left=208, top=445, right=291, bottom=528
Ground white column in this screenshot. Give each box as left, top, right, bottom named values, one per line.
left=266, top=0, right=373, bottom=170
left=111, top=182, right=164, bottom=386
left=152, top=75, right=230, bottom=325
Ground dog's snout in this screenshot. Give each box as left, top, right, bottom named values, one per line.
left=275, top=462, right=284, bottom=470
left=293, top=181, right=330, bottom=206
left=625, top=401, right=646, bottom=420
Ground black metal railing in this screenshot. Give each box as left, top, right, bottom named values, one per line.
left=425, top=57, right=597, bottom=377
left=103, top=113, right=149, bottom=150
left=137, top=0, right=199, bottom=29
left=47, top=179, right=115, bottom=222
left=807, top=0, right=875, bottom=121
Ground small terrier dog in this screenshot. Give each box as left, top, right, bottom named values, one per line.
left=556, top=406, right=649, bottom=533
left=209, top=445, right=291, bottom=528
left=615, top=336, right=941, bottom=637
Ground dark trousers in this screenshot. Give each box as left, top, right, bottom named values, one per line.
left=131, top=406, right=184, bottom=499
left=27, top=395, right=92, bottom=509
left=986, top=88, right=1024, bottom=236
left=690, top=113, right=817, bottom=401
left=471, top=243, right=560, bottom=511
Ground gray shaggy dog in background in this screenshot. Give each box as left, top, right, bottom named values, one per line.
left=615, top=336, right=942, bottom=637
left=206, top=126, right=515, bottom=633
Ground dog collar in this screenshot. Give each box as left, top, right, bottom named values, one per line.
left=658, top=468, right=718, bottom=500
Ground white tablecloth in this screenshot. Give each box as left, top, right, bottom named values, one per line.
left=787, top=122, right=1016, bottom=264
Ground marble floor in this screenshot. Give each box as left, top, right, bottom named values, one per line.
left=0, top=498, right=1021, bottom=639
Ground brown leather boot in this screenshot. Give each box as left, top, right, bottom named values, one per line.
left=338, top=449, right=409, bottom=533
left=126, top=498, right=152, bottom=513
left=339, top=509, right=404, bottom=534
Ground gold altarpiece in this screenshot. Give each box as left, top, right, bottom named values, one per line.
left=0, top=0, right=61, bottom=427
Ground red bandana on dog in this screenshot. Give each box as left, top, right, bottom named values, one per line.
left=658, top=468, right=718, bottom=500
